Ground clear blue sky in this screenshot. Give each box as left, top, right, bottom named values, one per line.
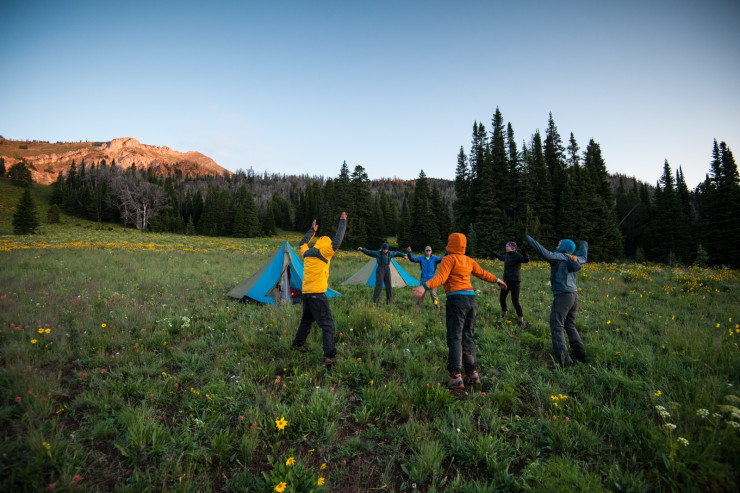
left=2, top=0, right=738, bottom=189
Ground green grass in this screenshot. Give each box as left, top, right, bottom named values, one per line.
left=1, top=180, right=739, bottom=491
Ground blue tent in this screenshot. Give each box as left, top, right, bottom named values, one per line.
left=226, top=241, right=342, bottom=305
left=342, top=258, right=420, bottom=288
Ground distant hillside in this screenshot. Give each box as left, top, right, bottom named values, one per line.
left=0, top=137, right=232, bottom=185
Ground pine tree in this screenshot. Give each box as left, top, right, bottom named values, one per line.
left=347, top=165, right=373, bottom=247
left=544, top=113, right=566, bottom=227
left=262, top=201, right=277, bottom=236
left=453, top=146, right=470, bottom=233
left=232, top=206, right=249, bottom=238
left=650, top=160, right=682, bottom=263
left=698, top=140, right=740, bottom=267
left=8, top=161, right=33, bottom=185
left=430, top=185, right=450, bottom=248
left=13, top=187, right=40, bottom=234
left=410, top=170, right=438, bottom=249
left=244, top=190, right=261, bottom=237
left=397, top=195, right=413, bottom=248
left=0, top=157, right=6, bottom=177
left=47, top=204, right=61, bottom=224
left=526, top=131, right=554, bottom=244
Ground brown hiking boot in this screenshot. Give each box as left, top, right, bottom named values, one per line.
left=447, top=374, right=465, bottom=389
left=323, top=356, right=337, bottom=367
left=464, top=371, right=481, bottom=385
left=290, top=344, right=309, bottom=353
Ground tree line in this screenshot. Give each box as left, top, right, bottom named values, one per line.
left=450, top=108, right=739, bottom=267
left=4, top=109, right=738, bottom=267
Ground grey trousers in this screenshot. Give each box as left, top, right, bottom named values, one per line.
left=549, top=292, right=586, bottom=366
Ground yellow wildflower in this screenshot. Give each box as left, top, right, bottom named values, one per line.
left=318, top=477, right=325, bottom=486
left=275, top=417, right=288, bottom=430
left=31, top=339, right=37, bottom=344
left=286, top=457, right=296, bottom=467
left=274, top=482, right=287, bottom=493
left=101, top=323, right=106, bottom=328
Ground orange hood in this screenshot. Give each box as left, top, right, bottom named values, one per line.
left=446, top=233, right=467, bottom=255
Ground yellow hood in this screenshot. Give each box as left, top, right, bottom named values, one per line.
left=315, top=236, right=332, bottom=250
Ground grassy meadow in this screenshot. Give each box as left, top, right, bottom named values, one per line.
left=1, top=178, right=740, bottom=492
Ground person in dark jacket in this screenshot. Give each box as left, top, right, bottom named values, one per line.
left=524, top=235, right=588, bottom=367
left=407, top=245, right=443, bottom=309
left=490, top=241, right=529, bottom=327
left=357, top=242, right=406, bottom=305
left=291, top=212, right=347, bottom=366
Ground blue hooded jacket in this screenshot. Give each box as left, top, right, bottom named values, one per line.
left=524, top=236, right=588, bottom=295
left=407, top=251, right=443, bottom=282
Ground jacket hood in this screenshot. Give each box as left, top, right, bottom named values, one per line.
left=446, top=233, right=467, bottom=255
left=315, top=236, right=332, bottom=250
left=556, top=239, right=576, bottom=255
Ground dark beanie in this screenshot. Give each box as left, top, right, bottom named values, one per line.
left=506, top=241, right=517, bottom=251
left=381, top=242, right=389, bottom=250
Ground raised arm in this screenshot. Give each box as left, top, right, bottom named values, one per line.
left=299, top=222, right=317, bottom=255
left=331, top=212, right=347, bottom=252
left=524, top=235, right=568, bottom=262
left=491, top=250, right=505, bottom=261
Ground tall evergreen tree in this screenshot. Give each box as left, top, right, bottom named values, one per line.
left=544, top=113, right=566, bottom=226
left=650, top=160, right=682, bottom=263
left=526, top=131, right=554, bottom=243
left=410, top=170, right=439, bottom=249
left=453, top=146, right=470, bottom=233
left=13, top=187, right=40, bottom=234
left=430, top=185, right=450, bottom=248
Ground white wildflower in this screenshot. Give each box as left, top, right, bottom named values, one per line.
left=677, top=437, right=689, bottom=446
left=696, top=408, right=710, bottom=418
left=663, top=423, right=677, bottom=431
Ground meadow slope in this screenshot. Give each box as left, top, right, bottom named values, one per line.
left=1, top=183, right=739, bottom=491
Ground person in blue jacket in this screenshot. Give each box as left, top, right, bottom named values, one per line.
left=357, top=242, right=406, bottom=305
left=407, top=245, right=443, bottom=309
left=524, top=235, right=589, bottom=367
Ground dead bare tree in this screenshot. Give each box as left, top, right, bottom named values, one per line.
left=111, top=175, right=168, bottom=230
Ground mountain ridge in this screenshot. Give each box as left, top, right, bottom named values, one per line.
left=0, top=137, right=232, bottom=185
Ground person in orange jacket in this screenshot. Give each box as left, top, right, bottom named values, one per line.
left=412, top=232, right=507, bottom=389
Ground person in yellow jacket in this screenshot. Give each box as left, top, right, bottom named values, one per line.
left=290, top=212, right=347, bottom=366
left=412, top=232, right=507, bottom=389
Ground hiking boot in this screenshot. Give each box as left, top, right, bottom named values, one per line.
left=572, top=352, right=588, bottom=364
left=290, top=344, right=309, bottom=353
left=464, top=371, right=481, bottom=385
left=447, top=374, right=465, bottom=389
left=518, top=318, right=529, bottom=329
left=502, top=311, right=508, bottom=319
left=323, top=356, right=337, bottom=367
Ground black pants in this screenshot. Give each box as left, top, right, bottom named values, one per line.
left=445, top=295, right=478, bottom=377
left=499, top=280, right=523, bottom=317
left=292, top=293, right=337, bottom=358
left=373, top=265, right=392, bottom=304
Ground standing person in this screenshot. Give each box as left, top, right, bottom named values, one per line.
left=406, top=245, right=443, bottom=310
left=524, top=235, right=588, bottom=367
left=357, top=242, right=406, bottom=305
left=412, top=233, right=507, bottom=389
left=290, top=212, right=347, bottom=366
left=490, top=241, right=530, bottom=327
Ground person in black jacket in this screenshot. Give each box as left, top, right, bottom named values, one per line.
left=490, top=241, right=529, bottom=328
